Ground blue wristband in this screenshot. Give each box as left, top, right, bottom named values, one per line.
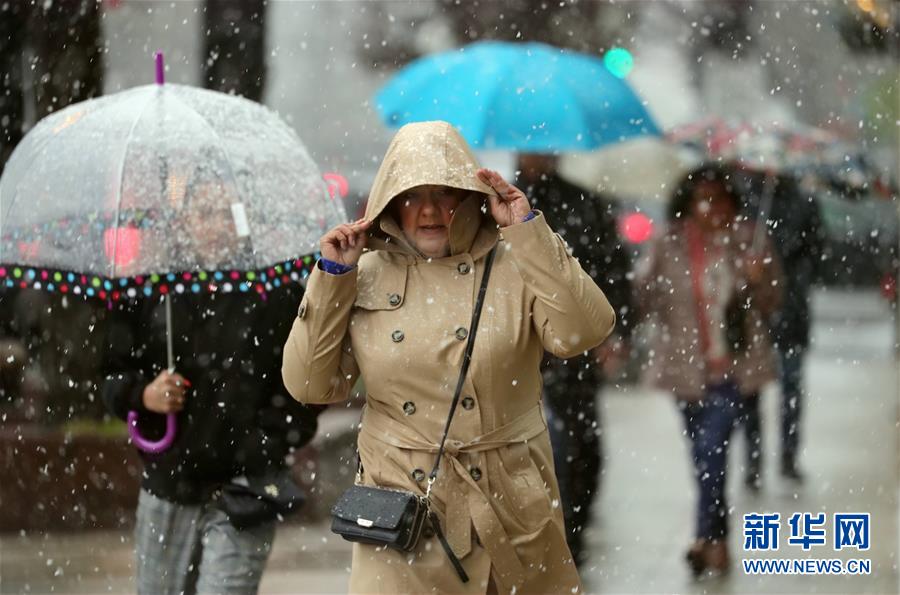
left=522, top=210, right=537, bottom=222
left=319, top=258, right=355, bottom=275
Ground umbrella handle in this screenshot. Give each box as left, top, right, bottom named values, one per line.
left=127, top=410, right=177, bottom=454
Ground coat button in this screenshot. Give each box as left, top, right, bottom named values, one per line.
left=402, top=401, right=416, bottom=415
left=461, top=396, right=475, bottom=410
left=469, top=467, right=482, bottom=481
left=455, top=327, right=468, bottom=341
left=388, top=293, right=401, bottom=306
left=411, top=468, right=426, bottom=482
left=457, top=262, right=471, bottom=275
left=297, top=304, right=307, bottom=318
left=392, top=330, right=405, bottom=342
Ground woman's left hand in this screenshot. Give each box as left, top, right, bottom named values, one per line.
left=476, top=168, right=532, bottom=227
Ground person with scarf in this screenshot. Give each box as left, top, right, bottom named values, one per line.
left=635, top=164, right=782, bottom=575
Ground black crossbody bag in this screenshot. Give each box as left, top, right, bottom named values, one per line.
left=330, top=246, right=497, bottom=584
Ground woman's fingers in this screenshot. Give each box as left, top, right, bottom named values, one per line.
left=346, top=220, right=371, bottom=247
left=476, top=168, right=506, bottom=193
left=487, top=192, right=503, bottom=213
left=477, top=168, right=523, bottom=202
left=320, top=219, right=372, bottom=265
left=164, top=392, right=184, bottom=412
left=333, top=227, right=350, bottom=250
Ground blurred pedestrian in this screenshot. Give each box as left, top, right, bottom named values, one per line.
left=0, top=0, right=105, bottom=424
left=737, top=171, right=825, bottom=484
left=0, top=0, right=103, bottom=169
left=515, top=153, right=633, bottom=567
left=102, top=173, right=321, bottom=594
left=202, top=0, right=268, bottom=101
left=636, top=164, right=782, bottom=575
left=282, top=121, right=616, bottom=593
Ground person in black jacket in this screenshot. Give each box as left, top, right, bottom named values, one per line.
left=737, top=171, right=825, bottom=486
left=202, top=0, right=268, bottom=102
left=515, top=153, right=634, bottom=567
left=103, top=284, right=321, bottom=595
left=1, top=0, right=103, bottom=169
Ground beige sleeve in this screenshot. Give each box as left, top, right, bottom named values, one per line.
left=501, top=211, right=616, bottom=358
left=282, top=265, right=360, bottom=404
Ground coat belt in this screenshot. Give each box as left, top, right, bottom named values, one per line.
left=360, top=404, right=547, bottom=589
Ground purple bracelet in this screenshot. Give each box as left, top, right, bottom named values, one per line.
left=319, top=258, right=355, bottom=275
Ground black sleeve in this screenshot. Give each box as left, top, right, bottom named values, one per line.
left=101, top=301, right=150, bottom=420
left=254, top=285, right=324, bottom=456
left=583, top=195, right=635, bottom=340
left=806, top=196, right=827, bottom=281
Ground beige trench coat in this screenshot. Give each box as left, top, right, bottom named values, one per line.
left=283, top=121, right=615, bottom=594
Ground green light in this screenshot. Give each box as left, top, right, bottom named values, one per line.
left=604, top=47, right=633, bottom=79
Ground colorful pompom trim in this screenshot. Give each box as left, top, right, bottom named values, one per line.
left=0, top=254, right=318, bottom=302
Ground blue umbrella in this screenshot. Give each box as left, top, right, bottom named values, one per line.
left=375, top=41, right=660, bottom=151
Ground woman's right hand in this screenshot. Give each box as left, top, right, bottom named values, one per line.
left=142, top=370, right=191, bottom=414
left=320, top=219, right=372, bottom=267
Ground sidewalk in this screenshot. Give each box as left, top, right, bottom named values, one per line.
left=1, top=288, right=896, bottom=594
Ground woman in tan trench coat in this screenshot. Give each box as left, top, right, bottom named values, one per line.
left=282, top=121, right=615, bottom=594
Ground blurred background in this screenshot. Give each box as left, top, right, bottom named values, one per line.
left=0, top=1, right=897, bottom=593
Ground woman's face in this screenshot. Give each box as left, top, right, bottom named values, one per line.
left=183, top=180, right=238, bottom=266
left=393, top=185, right=467, bottom=258
left=690, top=180, right=737, bottom=232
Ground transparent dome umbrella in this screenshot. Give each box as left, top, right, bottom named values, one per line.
left=0, top=54, right=346, bottom=451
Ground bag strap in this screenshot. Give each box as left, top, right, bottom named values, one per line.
left=427, top=245, right=497, bottom=491
left=430, top=510, right=470, bottom=582
left=423, top=246, right=495, bottom=584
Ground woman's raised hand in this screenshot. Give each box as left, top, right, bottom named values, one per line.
left=320, top=218, right=372, bottom=267
left=476, top=168, right=532, bottom=227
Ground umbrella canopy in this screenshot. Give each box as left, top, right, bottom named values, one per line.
left=375, top=41, right=660, bottom=151
left=667, top=116, right=840, bottom=172
left=559, top=137, right=698, bottom=202
left=1, top=82, right=345, bottom=300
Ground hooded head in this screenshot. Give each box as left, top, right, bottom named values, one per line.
left=364, top=121, right=498, bottom=259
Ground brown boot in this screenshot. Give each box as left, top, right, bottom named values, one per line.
left=704, top=539, right=731, bottom=575
left=685, top=539, right=707, bottom=577
left=685, top=539, right=731, bottom=577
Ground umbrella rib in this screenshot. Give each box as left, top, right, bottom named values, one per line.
left=168, top=90, right=256, bottom=261
left=1, top=134, right=54, bottom=238
left=478, top=63, right=511, bottom=149
left=0, top=94, right=117, bottom=250
left=111, top=89, right=157, bottom=278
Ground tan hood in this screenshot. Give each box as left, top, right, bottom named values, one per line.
left=364, top=121, right=499, bottom=257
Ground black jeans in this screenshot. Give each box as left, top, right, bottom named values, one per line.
left=779, top=346, right=806, bottom=465
left=740, top=344, right=806, bottom=470
left=543, top=357, right=602, bottom=566
left=740, top=391, right=762, bottom=479
left=678, top=382, right=742, bottom=541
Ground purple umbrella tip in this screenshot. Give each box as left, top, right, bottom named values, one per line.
left=154, top=52, right=165, bottom=85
